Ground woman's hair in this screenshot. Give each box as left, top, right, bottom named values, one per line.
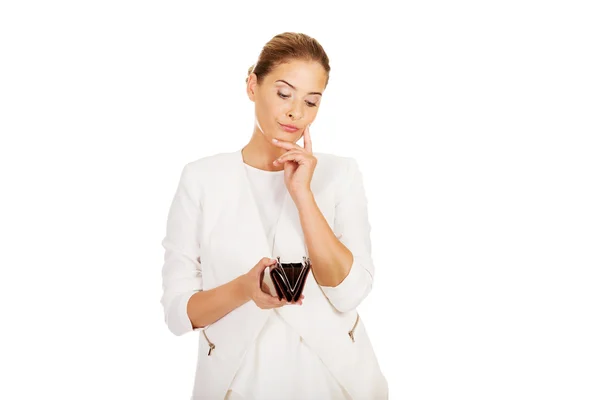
left=246, top=32, right=331, bottom=88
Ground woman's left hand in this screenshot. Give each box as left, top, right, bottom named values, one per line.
left=272, top=124, right=317, bottom=202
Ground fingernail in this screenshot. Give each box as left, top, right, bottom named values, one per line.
left=272, top=138, right=278, bottom=142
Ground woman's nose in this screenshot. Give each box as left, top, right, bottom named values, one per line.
left=287, top=106, right=302, bottom=121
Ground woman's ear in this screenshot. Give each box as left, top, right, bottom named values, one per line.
left=246, top=73, right=257, bottom=101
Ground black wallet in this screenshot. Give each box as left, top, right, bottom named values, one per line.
left=268, top=256, right=311, bottom=303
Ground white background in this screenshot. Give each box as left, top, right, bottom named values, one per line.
left=1, top=1, right=599, bottom=399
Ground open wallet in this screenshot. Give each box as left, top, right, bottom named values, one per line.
left=262, top=256, right=311, bottom=303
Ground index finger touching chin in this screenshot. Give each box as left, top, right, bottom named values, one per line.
left=303, top=124, right=312, bottom=153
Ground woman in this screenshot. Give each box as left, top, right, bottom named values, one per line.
left=160, top=32, right=388, bottom=400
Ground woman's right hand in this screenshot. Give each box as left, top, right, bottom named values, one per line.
left=243, top=257, right=304, bottom=309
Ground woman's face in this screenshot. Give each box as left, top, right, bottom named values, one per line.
left=247, top=59, right=327, bottom=143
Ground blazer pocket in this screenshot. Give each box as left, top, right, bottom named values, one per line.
left=198, top=302, right=270, bottom=359
left=201, top=327, right=216, bottom=356
left=348, top=312, right=360, bottom=343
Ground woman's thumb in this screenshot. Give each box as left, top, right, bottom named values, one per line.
left=257, top=257, right=276, bottom=271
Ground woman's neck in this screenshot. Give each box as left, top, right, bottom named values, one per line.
left=241, top=130, right=287, bottom=172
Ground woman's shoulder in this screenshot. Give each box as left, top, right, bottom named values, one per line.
left=313, top=152, right=360, bottom=177
left=182, top=151, right=240, bottom=173
left=170, top=152, right=240, bottom=194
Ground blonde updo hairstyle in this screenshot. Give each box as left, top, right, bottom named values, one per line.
left=246, top=32, right=331, bottom=88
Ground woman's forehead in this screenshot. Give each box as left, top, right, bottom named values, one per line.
left=268, top=61, right=327, bottom=92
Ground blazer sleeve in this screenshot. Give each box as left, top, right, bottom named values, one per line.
left=319, top=157, right=375, bottom=313
left=160, top=163, right=203, bottom=336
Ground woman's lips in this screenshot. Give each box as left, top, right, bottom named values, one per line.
left=279, top=123, right=299, bottom=133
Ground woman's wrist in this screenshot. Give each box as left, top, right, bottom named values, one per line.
left=236, top=273, right=252, bottom=303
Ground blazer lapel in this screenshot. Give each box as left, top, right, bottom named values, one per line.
left=236, top=155, right=271, bottom=258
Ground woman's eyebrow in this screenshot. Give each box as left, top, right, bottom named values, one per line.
left=276, top=80, right=322, bottom=96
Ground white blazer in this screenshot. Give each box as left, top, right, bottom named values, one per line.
left=161, top=149, right=388, bottom=400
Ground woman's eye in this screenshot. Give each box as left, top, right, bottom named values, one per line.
left=278, top=92, right=317, bottom=107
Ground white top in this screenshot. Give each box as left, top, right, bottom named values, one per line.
left=225, top=164, right=350, bottom=400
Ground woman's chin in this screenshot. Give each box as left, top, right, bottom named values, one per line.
left=268, top=125, right=302, bottom=142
